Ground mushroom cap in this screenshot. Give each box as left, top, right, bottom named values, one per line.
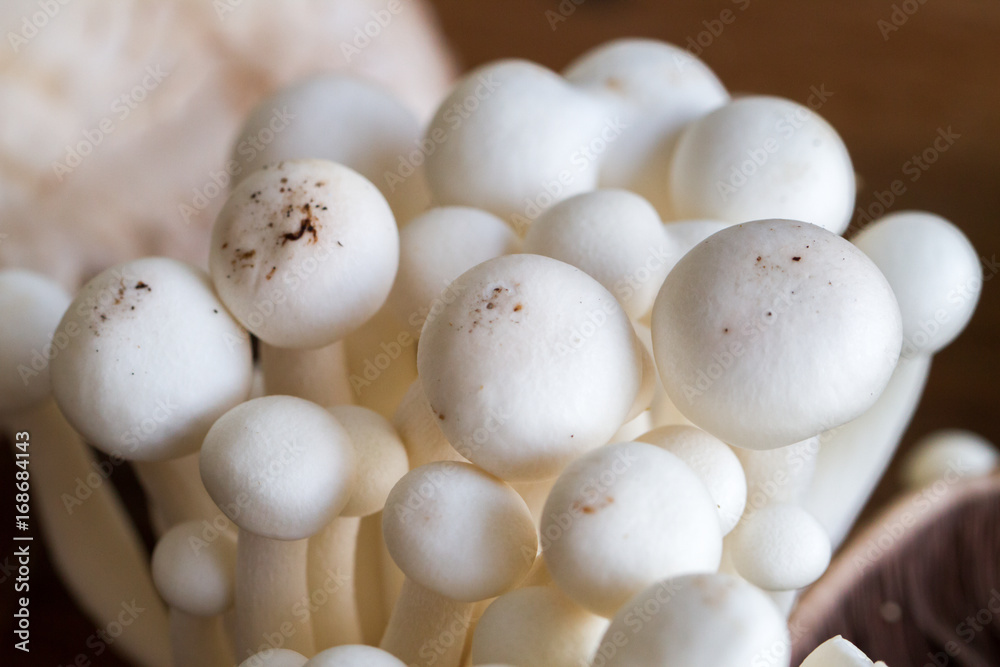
left=669, top=96, right=855, bottom=234
left=388, top=206, right=520, bottom=335
left=522, top=189, right=672, bottom=319
left=563, top=38, right=728, bottom=206
left=304, top=645, right=406, bottom=667
left=238, top=649, right=308, bottom=667
left=637, top=425, right=747, bottom=535
left=470, top=585, right=609, bottom=667
left=651, top=220, right=902, bottom=450
left=328, top=405, right=409, bottom=517
left=0, top=269, right=71, bottom=414
left=50, top=257, right=254, bottom=461
left=230, top=74, right=427, bottom=222
left=542, top=441, right=722, bottom=617
left=381, top=461, right=537, bottom=601
left=200, top=395, right=356, bottom=539
left=594, top=573, right=790, bottom=667
left=901, top=428, right=998, bottom=489
left=851, top=210, right=982, bottom=355
left=799, top=635, right=875, bottom=667
left=423, top=60, right=609, bottom=229
left=210, top=159, right=399, bottom=348
left=417, top=254, right=643, bottom=480
left=728, top=503, right=831, bottom=591
left=150, top=520, right=237, bottom=616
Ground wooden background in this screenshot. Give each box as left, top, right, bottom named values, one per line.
left=3, top=1, right=998, bottom=664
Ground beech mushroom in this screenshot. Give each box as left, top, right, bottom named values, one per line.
left=417, top=254, right=643, bottom=480
left=152, top=520, right=238, bottom=667
left=727, top=504, right=831, bottom=591
left=670, top=97, right=855, bottom=234
left=901, top=429, right=998, bottom=489
left=735, top=437, right=820, bottom=513
left=651, top=219, right=902, bottom=450
left=305, top=645, right=407, bottom=666
left=799, top=636, right=878, bottom=667
left=380, top=462, right=537, bottom=667
left=200, top=396, right=357, bottom=658
left=238, top=648, right=309, bottom=667
left=542, top=441, right=722, bottom=617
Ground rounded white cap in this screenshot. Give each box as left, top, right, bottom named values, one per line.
left=523, top=189, right=672, bottom=319
left=382, top=461, right=537, bottom=602
left=542, top=441, right=722, bottom=617
left=388, top=206, right=519, bottom=335
left=417, top=254, right=642, bottom=480
left=637, top=424, right=747, bottom=534
left=670, top=96, right=855, bottom=234
left=238, top=648, right=308, bottom=667
left=200, top=396, right=356, bottom=540
left=304, top=645, right=406, bottom=667
left=902, top=429, right=998, bottom=489
left=651, top=220, right=902, bottom=450
left=470, top=585, right=609, bottom=667
left=210, top=159, right=399, bottom=348
left=328, top=405, right=409, bottom=517
left=0, top=270, right=71, bottom=414
left=594, top=573, right=790, bottom=666
left=799, top=635, right=876, bottom=667
left=728, top=503, right=831, bottom=591
left=50, top=257, right=254, bottom=461
left=151, top=520, right=236, bottom=616
left=852, top=210, right=982, bottom=356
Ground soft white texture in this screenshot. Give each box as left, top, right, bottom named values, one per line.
left=50, top=257, right=254, bottom=461
left=210, top=159, right=399, bottom=348
left=417, top=254, right=642, bottom=480
left=238, top=648, right=308, bottom=667
left=151, top=520, right=237, bottom=616
left=670, top=96, right=855, bottom=234
left=901, top=429, right=998, bottom=489
left=728, top=504, right=831, bottom=591
left=799, top=636, right=875, bottom=667
left=852, top=210, right=981, bottom=355
left=651, top=220, right=902, bottom=450
left=328, top=405, right=409, bottom=517
left=305, top=645, right=407, bottom=666
left=542, top=442, right=722, bottom=617
left=735, top=437, right=820, bottom=512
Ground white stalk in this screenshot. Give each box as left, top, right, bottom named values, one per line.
left=132, top=452, right=224, bottom=536
left=307, top=516, right=363, bottom=648
left=169, top=609, right=234, bottom=667
left=355, top=512, right=389, bottom=644
left=259, top=341, right=354, bottom=407
left=380, top=578, right=473, bottom=667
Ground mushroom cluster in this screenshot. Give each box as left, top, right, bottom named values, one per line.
left=2, top=36, right=994, bottom=667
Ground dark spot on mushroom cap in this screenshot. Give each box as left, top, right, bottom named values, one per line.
left=486, top=303, right=494, bottom=310
left=792, top=257, right=801, bottom=261
left=723, top=328, right=729, bottom=333
left=438, top=414, right=445, bottom=420
left=513, top=304, right=522, bottom=312
left=315, top=181, right=325, bottom=187
left=756, top=256, right=762, bottom=262
left=266, top=267, right=277, bottom=280
left=135, top=281, right=150, bottom=290
left=222, top=242, right=229, bottom=249
left=280, top=177, right=288, bottom=184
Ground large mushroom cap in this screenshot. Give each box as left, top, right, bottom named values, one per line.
left=200, top=395, right=356, bottom=540
left=542, top=441, right=722, bottom=617
left=381, top=461, right=537, bottom=602
left=417, top=254, right=643, bottom=480
left=50, top=257, right=254, bottom=460
left=151, top=520, right=237, bottom=616
left=0, top=269, right=71, bottom=415
left=304, top=645, right=407, bottom=666
left=651, top=219, right=902, bottom=450
left=210, top=159, right=399, bottom=348
left=728, top=503, right=831, bottom=591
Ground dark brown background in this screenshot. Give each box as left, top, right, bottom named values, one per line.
left=3, top=1, right=998, bottom=665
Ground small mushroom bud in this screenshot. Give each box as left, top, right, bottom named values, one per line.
left=728, top=503, right=831, bottom=591
left=901, top=429, right=998, bottom=490
left=305, top=645, right=407, bottom=666
left=799, top=635, right=878, bottom=667
left=651, top=220, right=902, bottom=450
left=238, top=649, right=308, bottom=667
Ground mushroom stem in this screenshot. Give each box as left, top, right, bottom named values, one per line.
left=132, top=453, right=225, bottom=536
left=259, top=341, right=354, bottom=407
left=380, top=578, right=473, bottom=667
left=307, top=515, right=363, bottom=649
left=236, top=532, right=316, bottom=659
left=1, top=400, right=171, bottom=667
left=393, top=380, right=465, bottom=469
left=355, top=512, right=389, bottom=644
left=803, top=354, right=932, bottom=548
left=169, top=609, right=234, bottom=667
left=344, top=306, right=418, bottom=419
left=379, top=520, right=406, bottom=631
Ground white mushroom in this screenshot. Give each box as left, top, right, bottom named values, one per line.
left=380, top=462, right=537, bottom=667
left=670, top=97, right=855, bottom=234
left=901, top=429, right=998, bottom=490
left=305, top=645, right=407, bottom=666
left=237, top=648, right=309, bottom=667
left=230, top=74, right=429, bottom=223
left=799, top=636, right=877, bottom=667
left=423, top=60, right=609, bottom=232
left=308, top=405, right=408, bottom=649
left=542, top=441, right=722, bottom=617
left=469, top=585, right=609, bottom=667
left=727, top=504, right=831, bottom=591
left=651, top=219, right=902, bottom=450
left=591, top=573, right=790, bottom=667
left=343, top=305, right=418, bottom=419
left=258, top=341, right=354, bottom=408
left=522, top=189, right=672, bottom=319
left=417, top=254, right=643, bottom=480
left=735, top=437, right=820, bottom=513
left=200, top=396, right=356, bottom=658
left=637, top=425, right=747, bottom=534
left=152, top=520, right=238, bottom=667
left=563, top=38, right=729, bottom=216
left=210, top=159, right=398, bottom=349
left=388, top=206, right=520, bottom=336
left=851, top=210, right=982, bottom=357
